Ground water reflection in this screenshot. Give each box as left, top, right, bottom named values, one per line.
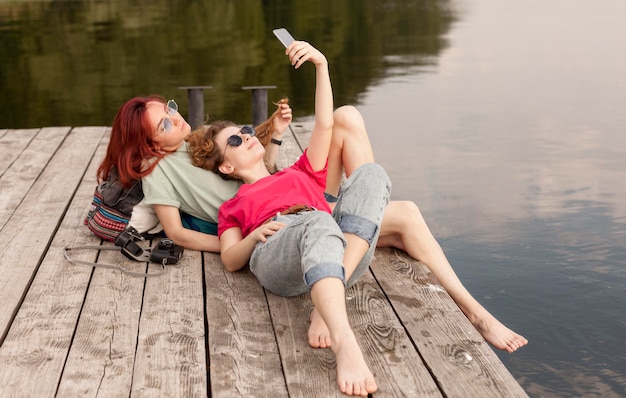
left=355, top=1, right=626, bottom=395
left=0, top=0, right=456, bottom=128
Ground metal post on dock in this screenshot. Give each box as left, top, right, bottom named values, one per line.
left=242, top=85, right=277, bottom=126
left=178, top=86, right=212, bottom=130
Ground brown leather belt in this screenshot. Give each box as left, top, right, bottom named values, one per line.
left=264, top=204, right=315, bottom=224
left=279, top=204, right=315, bottom=216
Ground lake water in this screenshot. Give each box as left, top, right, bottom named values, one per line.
left=1, top=1, right=625, bottom=396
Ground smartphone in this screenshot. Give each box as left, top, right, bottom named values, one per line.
left=273, top=28, right=295, bottom=48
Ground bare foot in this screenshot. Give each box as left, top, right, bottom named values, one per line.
left=332, top=331, right=378, bottom=396
left=308, top=308, right=332, bottom=348
left=470, top=309, right=528, bottom=353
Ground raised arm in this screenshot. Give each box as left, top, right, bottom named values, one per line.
left=285, top=41, right=333, bottom=171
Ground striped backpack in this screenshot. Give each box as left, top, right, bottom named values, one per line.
left=84, top=168, right=143, bottom=241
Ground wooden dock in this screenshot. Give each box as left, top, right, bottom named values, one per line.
left=0, top=126, right=528, bottom=397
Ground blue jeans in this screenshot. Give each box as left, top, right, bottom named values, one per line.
left=249, top=163, right=391, bottom=297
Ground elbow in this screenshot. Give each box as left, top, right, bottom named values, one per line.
left=163, top=228, right=186, bottom=248
left=322, top=119, right=334, bottom=131
left=317, top=120, right=334, bottom=135
left=220, top=254, right=242, bottom=272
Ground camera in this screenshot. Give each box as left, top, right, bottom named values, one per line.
left=150, top=238, right=184, bottom=265
left=115, top=226, right=184, bottom=265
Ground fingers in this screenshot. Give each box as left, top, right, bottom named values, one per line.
left=281, top=106, right=293, bottom=122
left=285, top=41, right=323, bottom=68
left=273, top=105, right=292, bottom=132
left=257, top=221, right=285, bottom=242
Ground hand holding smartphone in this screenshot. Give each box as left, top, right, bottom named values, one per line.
left=273, top=28, right=295, bottom=48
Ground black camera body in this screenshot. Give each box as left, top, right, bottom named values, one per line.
left=115, top=226, right=183, bottom=265
left=150, top=238, right=184, bottom=265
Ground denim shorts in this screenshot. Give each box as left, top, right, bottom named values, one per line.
left=249, top=163, right=391, bottom=296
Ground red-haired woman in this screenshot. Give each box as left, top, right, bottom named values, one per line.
left=95, top=94, right=292, bottom=252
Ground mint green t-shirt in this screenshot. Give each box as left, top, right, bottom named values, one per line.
left=142, top=142, right=241, bottom=223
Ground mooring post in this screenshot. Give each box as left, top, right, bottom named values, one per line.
left=242, top=85, right=277, bottom=126
left=178, top=85, right=212, bottom=130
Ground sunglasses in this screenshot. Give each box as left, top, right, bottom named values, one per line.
left=223, top=126, right=256, bottom=158
left=156, top=100, right=178, bottom=135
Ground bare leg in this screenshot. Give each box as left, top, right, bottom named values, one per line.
left=309, top=233, right=368, bottom=349
left=309, top=105, right=375, bottom=348
left=322, top=105, right=528, bottom=353
left=377, top=201, right=528, bottom=353
left=326, top=105, right=375, bottom=197
left=310, top=277, right=377, bottom=396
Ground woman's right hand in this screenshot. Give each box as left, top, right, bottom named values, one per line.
left=286, top=41, right=327, bottom=69
left=251, top=220, right=286, bottom=243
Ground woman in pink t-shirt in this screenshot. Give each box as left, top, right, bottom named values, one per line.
left=190, top=40, right=387, bottom=397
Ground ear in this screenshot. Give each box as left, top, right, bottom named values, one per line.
left=218, top=162, right=234, bottom=176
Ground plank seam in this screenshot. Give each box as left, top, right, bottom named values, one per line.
left=369, top=257, right=448, bottom=396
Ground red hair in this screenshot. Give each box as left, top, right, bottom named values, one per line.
left=97, top=96, right=171, bottom=188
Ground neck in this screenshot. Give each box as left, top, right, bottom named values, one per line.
left=159, top=139, right=185, bottom=152
left=239, top=162, right=272, bottom=184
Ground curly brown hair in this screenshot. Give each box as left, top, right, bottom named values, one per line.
left=187, top=98, right=290, bottom=179
left=187, top=120, right=237, bottom=179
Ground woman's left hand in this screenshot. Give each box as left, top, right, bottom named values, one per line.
left=286, top=41, right=327, bottom=69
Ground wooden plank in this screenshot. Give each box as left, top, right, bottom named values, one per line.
left=204, top=253, right=288, bottom=396
left=0, top=126, right=105, bottom=340
left=56, top=246, right=149, bottom=397
left=370, top=248, right=529, bottom=398
left=0, top=128, right=69, bottom=230
left=0, top=128, right=40, bottom=176
left=130, top=248, right=207, bottom=396
left=275, top=124, right=307, bottom=171
left=266, top=271, right=442, bottom=397
left=0, top=127, right=108, bottom=397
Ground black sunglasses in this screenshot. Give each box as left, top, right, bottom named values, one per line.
left=223, top=126, right=256, bottom=158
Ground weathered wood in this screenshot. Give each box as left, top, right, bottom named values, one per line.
left=204, top=252, right=288, bottom=396
left=0, top=128, right=68, bottom=230
left=275, top=124, right=307, bottom=171
left=57, top=247, right=147, bottom=397
left=371, top=248, right=529, bottom=398
left=0, top=128, right=40, bottom=176
left=0, top=127, right=105, bottom=341
left=132, top=248, right=207, bottom=397
left=0, top=127, right=107, bottom=396
left=266, top=269, right=443, bottom=397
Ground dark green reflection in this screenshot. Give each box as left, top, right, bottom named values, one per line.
left=0, top=0, right=457, bottom=128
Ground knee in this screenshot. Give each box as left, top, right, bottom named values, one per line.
left=386, top=201, right=424, bottom=228
left=333, top=105, right=364, bottom=132
left=391, top=200, right=422, bottom=215
left=354, top=163, right=392, bottom=197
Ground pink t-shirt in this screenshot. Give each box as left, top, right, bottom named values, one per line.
left=218, top=151, right=331, bottom=237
